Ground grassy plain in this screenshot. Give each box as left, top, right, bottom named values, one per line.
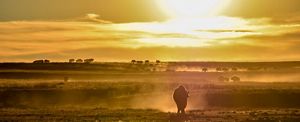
left=0, top=62, right=300, bottom=121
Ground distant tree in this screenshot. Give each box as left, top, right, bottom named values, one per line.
left=145, top=60, right=150, bottom=64
left=76, top=59, right=83, bottom=63
left=33, top=60, right=44, bottom=63
left=136, top=61, right=143, bottom=64
left=84, top=58, right=94, bottom=63
left=44, top=60, right=50, bottom=63
left=69, top=59, right=75, bottom=63
left=131, top=60, right=136, bottom=64
left=231, top=76, right=241, bottom=82
left=156, top=60, right=161, bottom=64
left=202, top=68, right=208, bottom=72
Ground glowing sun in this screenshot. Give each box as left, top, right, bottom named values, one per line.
left=157, top=0, right=231, bottom=18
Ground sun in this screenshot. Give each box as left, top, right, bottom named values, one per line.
left=157, top=0, right=231, bottom=18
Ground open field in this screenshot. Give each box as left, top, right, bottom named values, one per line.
left=0, top=62, right=300, bottom=121
left=1, top=81, right=300, bottom=121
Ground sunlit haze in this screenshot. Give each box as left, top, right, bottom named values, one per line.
left=156, top=0, right=231, bottom=18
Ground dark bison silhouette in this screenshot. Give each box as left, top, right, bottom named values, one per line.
left=173, top=85, right=189, bottom=114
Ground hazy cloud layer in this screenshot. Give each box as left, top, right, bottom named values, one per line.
left=0, top=0, right=166, bottom=23
left=0, top=14, right=300, bottom=62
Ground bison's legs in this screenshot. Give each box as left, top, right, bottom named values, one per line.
left=176, top=104, right=181, bottom=114
left=177, top=107, right=185, bottom=114
left=180, top=108, right=185, bottom=114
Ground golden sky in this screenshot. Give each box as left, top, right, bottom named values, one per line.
left=0, top=0, right=300, bottom=62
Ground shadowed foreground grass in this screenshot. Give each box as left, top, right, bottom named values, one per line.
left=0, top=108, right=168, bottom=122
left=0, top=108, right=300, bottom=122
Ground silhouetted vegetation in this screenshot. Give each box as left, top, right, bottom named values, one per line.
left=33, top=59, right=50, bottom=63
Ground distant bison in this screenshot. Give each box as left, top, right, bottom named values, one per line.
left=131, top=60, right=136, bottom=64
left=44, top=60, right=50, bottom=63
left=145, top=60, right=150, bottom=64
left=84, top=58, right=94, bottom=63
left=202, top=68, right=208, bottom=72
left=173, top=85, right=189, bottom=114
left=156, top=60, right=161, bottom=64
left=136, top=61, right=143, bottom=64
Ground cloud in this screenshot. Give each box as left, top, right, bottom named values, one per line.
left=0, top=15, right=300, bottom=62
left=223, top=0, right=300, bottom=24
left=230, top=31, right=300, bottom=45
left=83, top=14, right=113, bottom=24
left=0, top=20, right=200, bottom=43
left=0, top=20, right=201, bottom=59
left=0, top=0, right=167, bottom=23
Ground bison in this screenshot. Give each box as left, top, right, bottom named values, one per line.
left=173, top=85, right=189, bottom=114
